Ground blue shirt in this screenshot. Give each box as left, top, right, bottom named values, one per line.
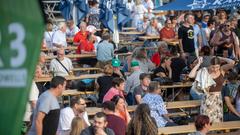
left=96, top=40, right=114, bottom=62
left=193, top=24, right=201, bottom=49
left=142, top=93, right=168, bottom=127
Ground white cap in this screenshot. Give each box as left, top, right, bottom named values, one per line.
left=87, top=25, right=97, bottom=33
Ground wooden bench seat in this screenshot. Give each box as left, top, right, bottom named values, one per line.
left=72, top=67, right=101, bottom=72
left=45, top=52, right=132, bottom=60
left=86, top=100, right=201, bottom=116
left=41, top=46, right=77, bottom=52
left=158, top=121, right=240, bottom=135
left=62, top=89, right=96, bottom=96
left=161, top=82, right=192, bottom=89
left=138, top=35, right=160, bottom=40
left=119, top=41, right=144, bottom=46
left=35, top=73, right=103, bottom=82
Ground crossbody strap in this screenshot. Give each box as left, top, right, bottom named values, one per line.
left=55, top=58, right=70, bottom=75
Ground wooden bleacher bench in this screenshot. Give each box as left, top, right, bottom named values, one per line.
left=161, top=82, right=193, bottom=89
left=86, top=100, right=201, bottom=116
left=119, top=41, right=144, bottom=46
left=72, top=67, right=101, bottom=72
left=35, top=73, right=103, bottom=82
left=158, top=121, right=240, bottom=135
left=138, top=35, right=160, bottom=41
left=97, top=27, right=136, bottom=32
left=167, top=41, right=179, bottom=46
left=41, top=46, right=77, bottom=52
left=45, top=52, right=132, bottom=60
left=119, top=31, right=144, bottom=35
left=62, top=89, right=96, bottom=96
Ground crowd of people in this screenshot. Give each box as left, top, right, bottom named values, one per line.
left=22, top=0, right=240, bottom=134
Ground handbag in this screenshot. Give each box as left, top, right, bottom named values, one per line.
left=153, top=77, right=173, bottom=85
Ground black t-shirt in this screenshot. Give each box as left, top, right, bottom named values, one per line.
left=97, top=75, right=114, bottom=103
left=178, top=25, right=195, bottom=53
left=171, top=57, right=186, bottom=82
left=133, top=85, right=146, bottom=105
left=43, top=109, right=60, bottom=135
left=152, top=66, right=167, bottom=79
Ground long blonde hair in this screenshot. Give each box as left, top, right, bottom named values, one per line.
left=69, top=117, right=86, bottom=135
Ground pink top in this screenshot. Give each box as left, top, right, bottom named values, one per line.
left=103, top=87, right=124, bottom=103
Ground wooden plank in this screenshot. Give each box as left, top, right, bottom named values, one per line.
left=138, top=36, right=160, bottom=40
left=158, top=121, right=240, bottom=135
left=166, top=100, right=200, bottom=109
left=72, top=67, right=101, bottom=71
left=41, top=46, right=77, bottom=52
left=160, top=82, right=192, bottom=89
left=86, top=100, right=201, bottom=116
left=34, top=73, right=103, bottom=82
left=45, top=52, right=132, bottom=60
left=158, top=124, right=196, bottom=134
left=119, top=31, right=144, bottom=35
left=45, top=54, right=95, bottom=60
left=62, top=89, right=96, bottom=96
left=97, top=27, right=136, bottom=32
left=167, top=41, right=179, bottom=46
left=119, top=41, right=144, bottom=46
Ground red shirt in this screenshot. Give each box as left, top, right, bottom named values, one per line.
left=76, top=40, right=94, bottom=54
left=151, top=53, right=161, bottom=67
left=106, top=114, right=126, bottom=135
left=160, top=27, right=175, bottom=40
left=73, top=31, right=89, bottom=43
left=151, top=51, right=171, bottom=67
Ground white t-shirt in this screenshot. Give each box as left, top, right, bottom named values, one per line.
left=58, top=107, right=90, bottom=131
left=66, top=26, right=79, bottom=38
left=23, top=82, right=39, bottom=122
left=132, top=5, right=147, bottom=27
left=142, top=0, right=154, bottom=10
left=50, top=57, right=73, bottom=77
left=52, top=30, right=67, bottom=47
left=44, top=31, right=53, bottom=48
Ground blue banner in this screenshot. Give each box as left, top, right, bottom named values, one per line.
left=59, top=0, right=89, bottom=24
left=155, top=0, right=240, bottom=11
left=99, top=0, right=130, bottom=32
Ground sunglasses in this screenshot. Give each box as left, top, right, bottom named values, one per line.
left=225, top=24, right=230, bottom=27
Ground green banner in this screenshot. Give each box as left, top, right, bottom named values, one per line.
left=0, top=0, right=44, bottom=134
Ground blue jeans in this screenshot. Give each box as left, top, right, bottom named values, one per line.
left=190, top=88, right=203, bottom=100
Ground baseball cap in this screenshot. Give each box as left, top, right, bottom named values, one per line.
left=87, top=25, right=96, bottom=33
left=203, top=12, right=211, bottom=18
left=131, top=61, right=139, bottom=67
left=112, top=59, right=121, bottom=67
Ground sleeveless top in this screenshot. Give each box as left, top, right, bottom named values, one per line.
left=209, top=74, right=224, bottom=92
left=219, top=31, right=234, bottom=48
